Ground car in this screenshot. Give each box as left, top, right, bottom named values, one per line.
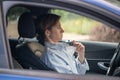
left=0, top=0, right=120, bottom=80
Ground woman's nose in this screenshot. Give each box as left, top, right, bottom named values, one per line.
left=61, top=28, right=64, bottom=33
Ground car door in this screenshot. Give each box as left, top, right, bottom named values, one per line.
left=81, top=41, right=118, bottom=74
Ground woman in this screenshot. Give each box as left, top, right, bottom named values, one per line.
left=36, top=13, right=89, bottom=75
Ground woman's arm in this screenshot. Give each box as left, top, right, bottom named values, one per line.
left=72, top=41, right=85, bottom=64
left=46, top=52, right=75, bottom=74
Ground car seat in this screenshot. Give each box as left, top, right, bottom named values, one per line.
left=14, top=12, right=54, bottom=71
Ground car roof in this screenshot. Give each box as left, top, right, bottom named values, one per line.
left=83, top=0, right=120, bottom=16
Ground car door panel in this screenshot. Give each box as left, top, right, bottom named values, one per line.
left=81, top=41, right=118, bottom=74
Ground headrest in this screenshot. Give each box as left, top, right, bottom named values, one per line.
left=18, top=12, right=36, bottom=38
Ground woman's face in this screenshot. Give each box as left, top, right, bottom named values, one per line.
left=45, top=20, right=64, bottom=43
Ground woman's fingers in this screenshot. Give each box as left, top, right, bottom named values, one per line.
left=72, top=40, right=85, bottom=63
left=72, top=41, right=84, bottom=50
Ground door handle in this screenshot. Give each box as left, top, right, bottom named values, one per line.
left=97, top=62, right=109, bottom=71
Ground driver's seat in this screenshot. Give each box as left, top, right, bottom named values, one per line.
left=14, top=12, right=54, bottom=71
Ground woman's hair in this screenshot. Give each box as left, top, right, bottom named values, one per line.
left=35, top=14, right=61, bottom=45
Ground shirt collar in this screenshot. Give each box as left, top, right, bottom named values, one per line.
left=45, top=41, right=66, bottom=50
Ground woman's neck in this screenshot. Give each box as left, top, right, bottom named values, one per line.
left=45, top=38, right=58, bottom=44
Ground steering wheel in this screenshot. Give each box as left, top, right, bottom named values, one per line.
left=106, top=43, right=120, bottom=76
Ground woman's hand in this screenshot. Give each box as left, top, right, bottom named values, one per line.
left=72, top=40, right=85, bottom=64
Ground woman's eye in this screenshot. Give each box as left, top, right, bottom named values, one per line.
left=57, top=26, right=60, bottom=29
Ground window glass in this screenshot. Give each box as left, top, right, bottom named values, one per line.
left=7, top=7, right=30, bottom=39
left=51, top=9, right=120, bottom=42
left=7, top=7, right=120, bottom=43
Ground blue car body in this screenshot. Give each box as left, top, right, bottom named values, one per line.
left=0, top=0, right=120, bottom=80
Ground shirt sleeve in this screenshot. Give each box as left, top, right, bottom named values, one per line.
left=75, top=57, right=89, bottom=75
left=47, top=52, right=74, bottom=74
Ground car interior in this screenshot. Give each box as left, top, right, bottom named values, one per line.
left=14, top=12, right=55, bottom=71
left=9, top=6, right=58, bottom=70
left=7, top=4, right=120, bottom=77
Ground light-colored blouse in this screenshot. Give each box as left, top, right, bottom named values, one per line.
left=40, top=42, right=89, bottom=75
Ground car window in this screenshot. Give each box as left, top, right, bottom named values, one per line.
left=7, top=7, right=30, bottom=39
left=51, top=9, right=120, bottom=43
left=3, top=0, right=120, bottom=78
left=7, top=7, right=120, bottom=43
left=5, top=2, right=120, bottom=77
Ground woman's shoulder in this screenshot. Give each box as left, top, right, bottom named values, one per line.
left=45, top=43, right=67, bottom=55
left=45, top=42, right=67, bottom=49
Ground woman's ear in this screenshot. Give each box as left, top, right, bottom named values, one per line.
left=45, top=29, right=50, bottom=37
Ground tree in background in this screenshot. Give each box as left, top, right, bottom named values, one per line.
left=90, top=0, right=120, bottom=42
left=51, top=9, right=95, bottom=34
left=90, top=24, right=120, bottom=42
left=7, top=7, right=29, bottom=20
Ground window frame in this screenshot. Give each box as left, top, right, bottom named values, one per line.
left=1, top=0, right=120, bottom=71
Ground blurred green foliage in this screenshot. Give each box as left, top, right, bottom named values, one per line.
left=51, top=9, right=98, bottom=34
left=7, top=7, right=29, bottom=20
